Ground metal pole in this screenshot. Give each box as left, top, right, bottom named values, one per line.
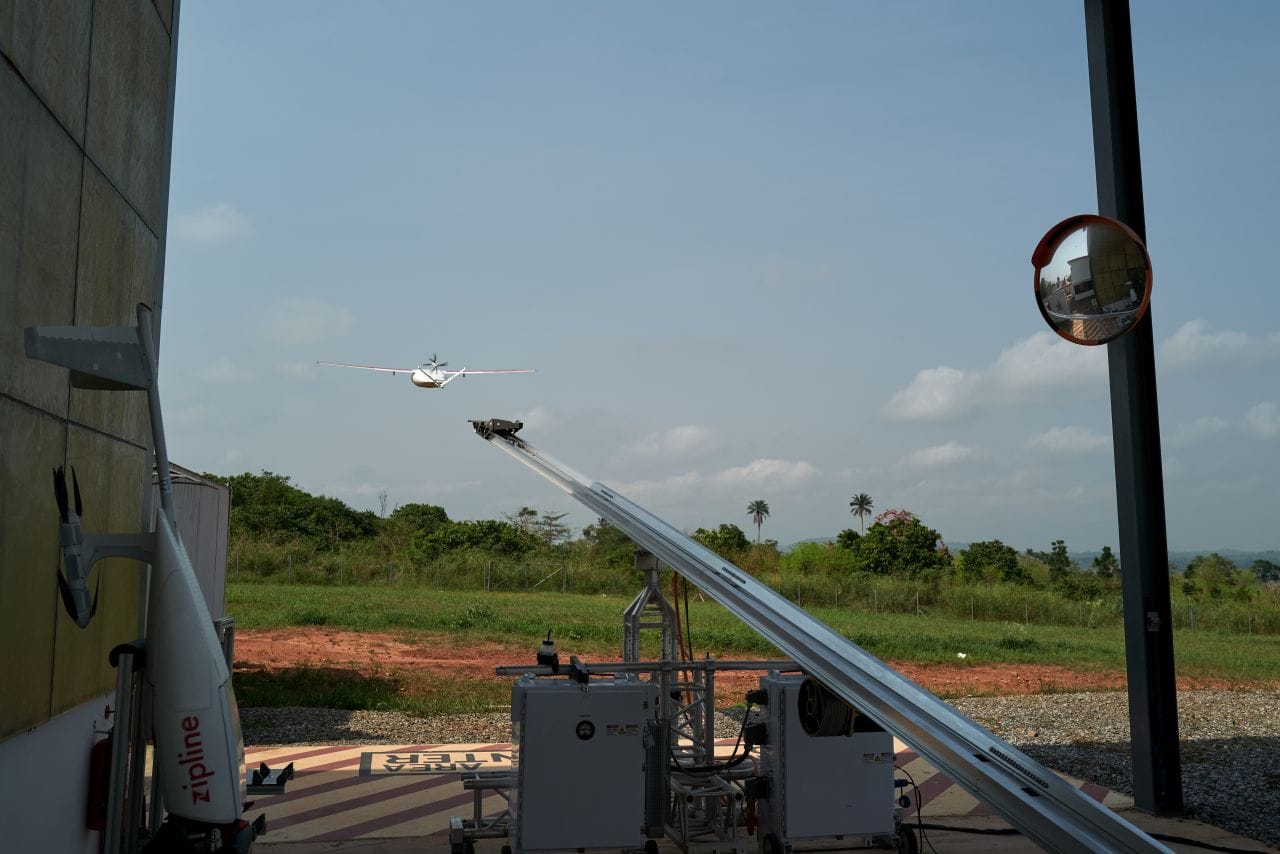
left=1083, top=0, right=1183, bottom=815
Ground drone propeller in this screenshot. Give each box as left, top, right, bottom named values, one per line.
left=425, top=353, right=449, bottom=370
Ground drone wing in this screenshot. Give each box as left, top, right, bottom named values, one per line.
left=437, top=369, right=536, bottom=375
left=317, top=361, right=418, bottom=374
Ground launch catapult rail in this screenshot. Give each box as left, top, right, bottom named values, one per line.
left=469, top=418, right=1170, bottom=854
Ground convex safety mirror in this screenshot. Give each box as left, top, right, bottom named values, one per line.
left=1031, top=214, right=1152, bottom=346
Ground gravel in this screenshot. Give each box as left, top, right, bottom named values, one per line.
left=241, top=689, right=1280, bottom=848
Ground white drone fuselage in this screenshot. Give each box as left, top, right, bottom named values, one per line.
left=148, top=519, right=245, bottom=823
left=410, top=368, right=444, bottom=388
left=317, top=358, right=533, bottom=390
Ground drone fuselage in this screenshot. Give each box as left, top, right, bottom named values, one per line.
left=410, top=369, right=443, bottom=388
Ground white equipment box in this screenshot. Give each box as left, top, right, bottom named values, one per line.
left=757, top=673, right=895, bottom=847
left=512, top=676, right=658, bottom=853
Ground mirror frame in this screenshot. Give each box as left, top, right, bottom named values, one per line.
left=1031, top=213, right=1153, bottom=346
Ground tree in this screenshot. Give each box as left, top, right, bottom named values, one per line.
left=1184, top=553, right=1238, bottom=599
left=835, top=528, right=861, bottom=550
left=1251, top=559, right=1280, bottom=584
left=207, top=470, right=378, bottom=547
left=848, top=510, right=950, bottom=578
left=693, top=523, right=751, bottom=558
left=532, top=511, right=572, bottom=548
left=581, top=517, right=635, bottom=567
left=389, top=502, right=450, bottom=536
left=958, top=540, right=1025, bottom=584
left=410, top=519, right=536, bottom=562
left=747, top=500, right=771, bottom=543
left=849, top=493, right=874, bottom=533
left=1046, top=539, right=1073, bottom=583
left=1092, top=546, right=1120, bottom=580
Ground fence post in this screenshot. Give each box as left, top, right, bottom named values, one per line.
left=562, top=565, right=568, bottom=594
left=873, top=589, right=878, bottom=611
left=834, top=585, right=839, bottom=608
left=524, top=564, right=529, bottom=590
left=970, top=597, right=974, bottom=621
left=1024, top=601, right=1029, bottom=625
left=288, top=553, right=293, bottom=583
left=915, top=590, right=921, bottom=616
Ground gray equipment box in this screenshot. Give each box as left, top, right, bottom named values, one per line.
left=756, top=673, right=895, bottom=848
left=512, top=676, right=658, bottom=853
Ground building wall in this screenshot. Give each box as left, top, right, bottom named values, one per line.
left=0, top=1, right=177, bottom=842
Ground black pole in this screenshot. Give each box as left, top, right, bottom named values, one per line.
left=1083, top=0, right=1183, bottom=815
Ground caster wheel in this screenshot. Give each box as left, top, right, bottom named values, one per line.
left=762, top=833, right=784, bottom=854
left=502, top=847, right=512, bottom=854
left=896, top=828, right=918, bottom=854
left=644, top=841, right=659, bottom=854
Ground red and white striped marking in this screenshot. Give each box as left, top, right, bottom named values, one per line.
left=243, top=740, right=1130, bottom=843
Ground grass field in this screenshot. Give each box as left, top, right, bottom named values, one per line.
left=227, top=582, right=1279, bottom=716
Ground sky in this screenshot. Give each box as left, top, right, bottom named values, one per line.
left=160, top=2, right=1280, bottom=553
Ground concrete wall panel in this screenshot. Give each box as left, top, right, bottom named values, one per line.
left=49, top=425, right=147, bottom=715
left=0, top=399, right=65, bottom=739
left=0, top=0, right=93, bottom=143
left=151, top=0, right=172, bottom=34
left=0, top=59, right=82, bottom=418
left=85, top=0, right=170, bottom=234
left=69, top=161, right=156, bottom=446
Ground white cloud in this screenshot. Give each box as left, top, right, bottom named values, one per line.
left=1243, top=401, right=1280, bottom=440
left=883, top=332, right=1107, bottom=423
left=260, top=297, right=355, bottom=346
left=173, top=202, right=251, bottom=245
left=626, top=424, right=716, bottom=459
left=612, top=470, right=705, bottom=501
left=990, top=332, right=1107, bottom=393
left=883, top=367, right=977, bottom=421
left=899, top=441, right=974, bottom=470
left=613, top=458, right=816, bottom=500
left=1026, top=425, right=1110, bottom=453
left=517, top=405, right=560, bottom=432
left=196, top=355, right=244, bottom=384
left=709, top=458, right=817, bottom=489
left=1167, top=416, right=1230, bottom=448
left=1159, top=321, right=1253, bottom=370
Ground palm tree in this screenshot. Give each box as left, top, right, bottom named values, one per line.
left=746, top=499, right=770, bottom=543
left=849, top=493, right=874, bottom=533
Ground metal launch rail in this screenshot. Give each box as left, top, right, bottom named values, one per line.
left=470, top=419, right=1169, bottom=854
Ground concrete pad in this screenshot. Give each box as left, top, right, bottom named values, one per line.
left=240, top=741, right=1280, bottom=853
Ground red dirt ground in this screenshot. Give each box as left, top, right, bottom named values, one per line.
left=234, top=628, right=1248, bottom=702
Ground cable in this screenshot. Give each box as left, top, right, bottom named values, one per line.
left=672, top=701, right=755, bottom=774
left=895, top=765, right=937, bottom=854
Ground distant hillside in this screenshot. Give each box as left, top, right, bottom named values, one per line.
left=785, top=537, right=1279, bottom=572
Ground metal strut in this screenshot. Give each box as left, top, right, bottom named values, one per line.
left=468, top=420, right=1169, bottom=854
